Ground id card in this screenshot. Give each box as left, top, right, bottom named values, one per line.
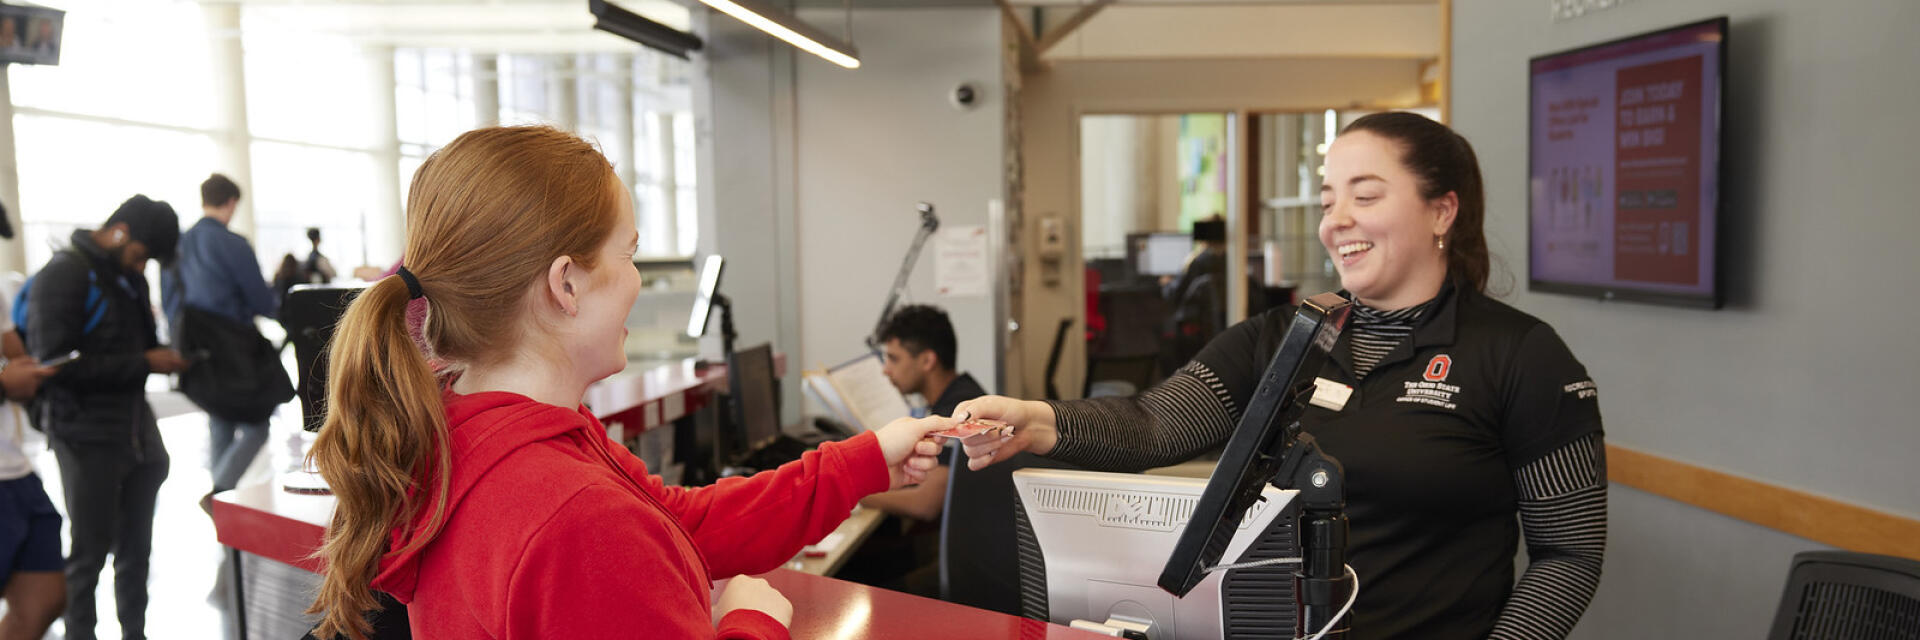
left=1309, top=377, right=1352, bottom=411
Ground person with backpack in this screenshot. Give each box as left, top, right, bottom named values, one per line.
left=26, top=195, right=188, bottom=640
left=162, top=174, right=287, bottom=511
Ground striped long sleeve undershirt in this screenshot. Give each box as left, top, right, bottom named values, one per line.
left=1045, top=363, right=1607, bottom=639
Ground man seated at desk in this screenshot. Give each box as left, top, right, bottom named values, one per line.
left=841, top=305, right=984, bottom=596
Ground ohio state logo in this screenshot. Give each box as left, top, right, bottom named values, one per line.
left=1423, top=354, right=1452, bottom=382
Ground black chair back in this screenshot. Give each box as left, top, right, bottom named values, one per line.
left=1768, top=550, right=1920, bottom=640
left=1042, top=317, right=1074, bottom=401
left=283, top=285, right=365, bottom=432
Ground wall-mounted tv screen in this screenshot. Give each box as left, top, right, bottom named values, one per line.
left=0, top=4, right=63, bottom=66
left=1529, top=17, right=1726, bottom=308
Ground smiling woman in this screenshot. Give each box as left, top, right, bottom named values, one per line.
left=1319, top=114, right=1489, bottom=311
left=954, top=112, right=1610, bottom=640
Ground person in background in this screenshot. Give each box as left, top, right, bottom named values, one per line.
left=270, top=254, right=304, bottom=306
left=957, top=112, right=1607, bottom=640
left=863, top=304, right=983, bottom=520
left=1160, top=215, right=1227, bottom=373
left=0, top=200, right=64, bottom=640
left=28, top=195, right=188, bottom=640
left=837, top=305, right=984, bottom=597
left=164, top=173, right=280, bottom=508
left=303, top=126, right=951, bottom=639
left=303, top=227, right=336, bottom=284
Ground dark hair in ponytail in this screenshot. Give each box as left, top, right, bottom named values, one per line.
left=305, top=126, right=620, bottom=639
left=1342, top=112, right=1490, bottom=293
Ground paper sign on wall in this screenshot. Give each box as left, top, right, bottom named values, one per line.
left=936, top=225, right=989, bottom=297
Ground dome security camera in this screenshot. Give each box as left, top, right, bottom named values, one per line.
left=951, top=83, right=982, bottom=110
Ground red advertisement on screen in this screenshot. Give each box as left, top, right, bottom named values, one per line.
left=1612, top=55, right=1703, bottom=285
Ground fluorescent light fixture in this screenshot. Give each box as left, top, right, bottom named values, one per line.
left=590, top=0, right=704, bottom=60
left=695, top=0, right=861, bottom=69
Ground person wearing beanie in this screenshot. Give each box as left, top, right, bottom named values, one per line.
left=26, top=194, right=189, bottom=640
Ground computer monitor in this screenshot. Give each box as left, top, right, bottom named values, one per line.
left=1137, top=233, right=1193, bottom=277
left=1160, top=292, right=1352, bottom=598
left=724, top=342, right=780, bottom=463
left=1013, top=468, right=1300, bottom=638
left=686, top=255, right=724, bottom=339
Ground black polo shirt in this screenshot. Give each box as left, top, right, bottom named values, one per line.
left=1191, top=281, right=1602, bottom=640
left=929, top=372, right=987, bottom=420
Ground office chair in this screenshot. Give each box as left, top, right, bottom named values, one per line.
left=1042, top=317, right=1074, bottom=401
left=282, top=285, right=366, bottom=432
left=1767, top=550, right=1920, bottom=640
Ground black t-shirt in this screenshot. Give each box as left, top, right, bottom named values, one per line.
left=930, top=373, right=987, bottom=423
left=933, top=372, right=1088, bottom=614
left=1190, top=282, right=1602, bottom=639
left=928, top=373, right=987, bottom=468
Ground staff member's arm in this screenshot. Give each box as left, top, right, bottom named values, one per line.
left=1489, top=326, right=1607, bottom=640
left=957, top=313, right=1274, bottom=472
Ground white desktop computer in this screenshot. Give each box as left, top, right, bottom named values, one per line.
left=1012, top=468, right=1300, bottom=639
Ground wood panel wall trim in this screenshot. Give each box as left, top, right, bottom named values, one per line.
left=1606, top=444, right=1920, bottom=561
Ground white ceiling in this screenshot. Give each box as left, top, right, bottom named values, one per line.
left=204, top=0, right=693, bottom=53
left=182, top=0, right=1436, bottom=58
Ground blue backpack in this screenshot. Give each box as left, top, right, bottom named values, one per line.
left=12, top=258, right=108, bottom=345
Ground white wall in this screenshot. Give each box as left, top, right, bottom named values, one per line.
left=1078, top=115, right=1169, bottom=259
left=793, top=7, right=1006, bottom=394
left=1451, top=1, right=1920, bottom=636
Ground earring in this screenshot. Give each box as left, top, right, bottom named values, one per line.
left=1436, top=236, right=1446, bottom=250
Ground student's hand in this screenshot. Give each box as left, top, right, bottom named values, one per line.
left=712, top=575, right=792, bottom=629
left=873, top=415, right=955, bottom=490
left=951, top=395, right=1059, bottom=471
left=145, top=348, right=191, bottom=374
left=0, top=356, right=55, bottom=401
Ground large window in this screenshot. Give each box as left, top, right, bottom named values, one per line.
left=8, top=1, right=219, bottom=271
left=11, top=116, right=219, bottom=270
left=11, top=3, right=702, bottom=287
left=243, top=15, right=385, bottom=273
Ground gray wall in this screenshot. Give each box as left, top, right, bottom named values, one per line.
left=1452, top=0, right=1920, bottom=637
left=696, top=6, right=1006, bottom=417
left=695, top=8, right=805, bottom=422
left=793, top=7, right=1005, bottom=396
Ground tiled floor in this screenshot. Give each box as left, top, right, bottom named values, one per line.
left=9, top=390, right=311, bottom=640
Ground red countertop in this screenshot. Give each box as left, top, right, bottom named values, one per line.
left=583, top=355, right=785, bottom=434
left=212, top=355, right=1105, bottom=637
left=761, top=569, right=1107, bottom=639
left=212, top=479, right=1104, bottom=638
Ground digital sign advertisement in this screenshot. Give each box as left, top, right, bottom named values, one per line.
left=1529, top=18, right=1725, bottom=307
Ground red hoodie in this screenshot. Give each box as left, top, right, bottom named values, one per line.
left=369, top=390, right=891, bottom=638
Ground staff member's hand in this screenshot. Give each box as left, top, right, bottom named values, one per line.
left=951, top=395, right=1059, bottom=471
left=873, top=415, right=956, bottom=489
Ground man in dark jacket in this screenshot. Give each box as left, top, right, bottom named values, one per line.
left=27, top=195, right=189, bottom=640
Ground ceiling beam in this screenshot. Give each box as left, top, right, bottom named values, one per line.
left=995, top=0, right=1045, bottom=73
left=1033, top=0, right=1113, bottom=55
